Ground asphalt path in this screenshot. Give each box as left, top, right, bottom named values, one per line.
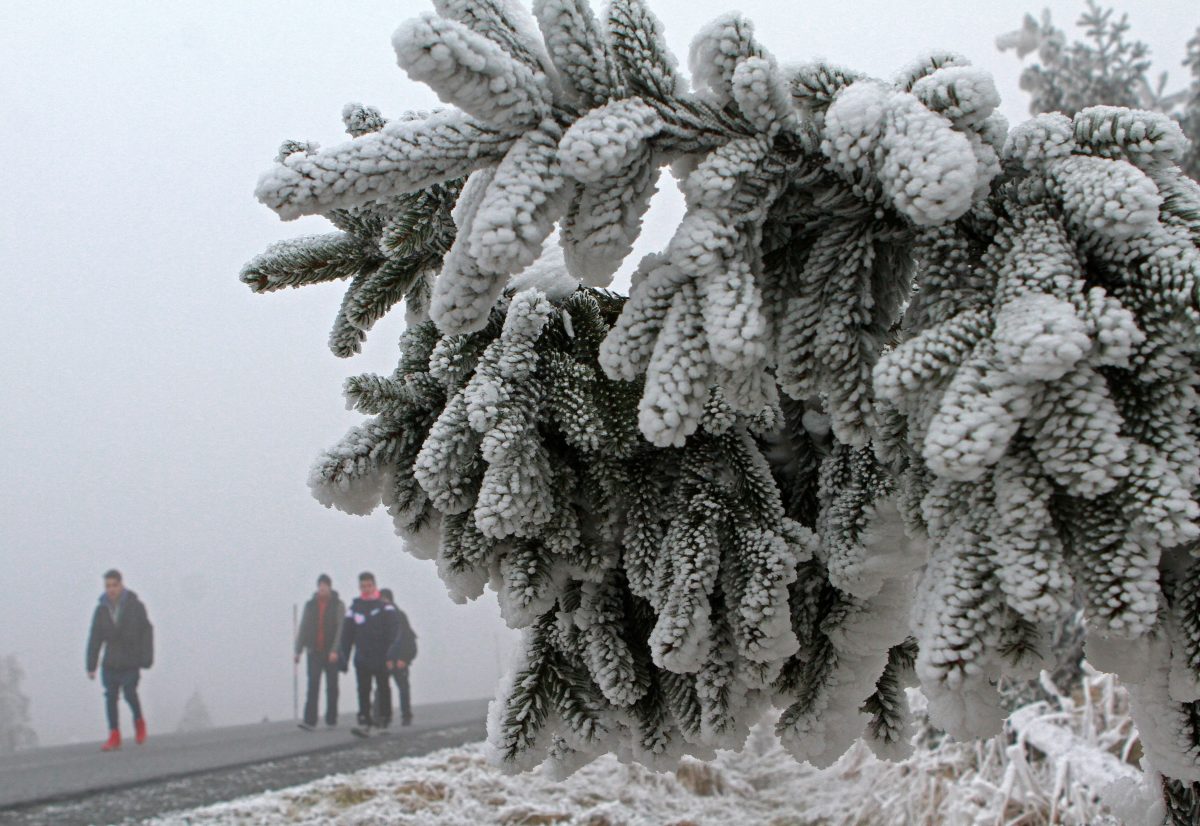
left=0, top=698, right=489, bottom=825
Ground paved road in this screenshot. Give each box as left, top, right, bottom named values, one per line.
left=0, top=698, right=489, bottom=825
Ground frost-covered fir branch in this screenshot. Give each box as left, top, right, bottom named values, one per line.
left=241, top=104, right=462, bottom=356
left=876, top=107, right=1200, bottom=785
left=243, top=0, right=1200, bottom=808
left=253, top=2, right=1001, bottom=448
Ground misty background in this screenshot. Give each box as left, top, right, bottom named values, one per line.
left=0, top=0, right=1194, bottom=746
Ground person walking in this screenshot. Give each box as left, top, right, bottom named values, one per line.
left=380, top=588, right=417, bottom=727
left=294, top=574, right=344, bottom=730
left=336, top=572, right=400, bottom=733
left=86, top=569, right=154, bottom=752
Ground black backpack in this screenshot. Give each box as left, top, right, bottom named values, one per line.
left=140, top=620, right=155, bottom=669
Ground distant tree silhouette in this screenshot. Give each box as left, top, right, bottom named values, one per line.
left=0, top=654, right=38, bottom=753
left=999, top=1, right=1200, bottom=179
left=176, top=690, right=214, bottom=733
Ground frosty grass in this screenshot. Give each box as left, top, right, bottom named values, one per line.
left=148, top=670, right=1159, bottom=826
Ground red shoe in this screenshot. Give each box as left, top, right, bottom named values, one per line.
left=101, top=730, right=121, bottom=751
left=135, top=718, right=147, bottom=745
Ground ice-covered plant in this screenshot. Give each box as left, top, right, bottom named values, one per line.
left=241, top=104, right=463, bottom=356
left=243, top=0, right=1200, bottom=816
left=998, top=2, right=1199, bottom=179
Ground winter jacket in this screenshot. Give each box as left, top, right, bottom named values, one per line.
left=385, top=608, right=418, bottom=665
left=86, top=589, right=153, bottom=672
left=295, top=590, right=345, bottom=656
left=337, top=596, right=401, bottom=672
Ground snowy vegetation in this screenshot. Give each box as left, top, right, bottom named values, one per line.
left=243, top=0, right=1200, bottom=816
left=0, top=654, right=38, bottom=754
left=149, top=671, right=1147, bottom=825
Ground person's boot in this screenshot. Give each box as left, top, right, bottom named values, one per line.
left=135, top=718, right=148, bottom=745
left=101, top=730, right=121, bottom=751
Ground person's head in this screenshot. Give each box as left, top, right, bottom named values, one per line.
left=379, top=588, right=394, bottom=605
left=103, top=569, right=124, bottom=601
left=316, top=573, right=332, bottom=597
left=358, top=571, right=376, bottom=597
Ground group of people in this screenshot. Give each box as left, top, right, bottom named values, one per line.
left=294, top=571, right=417, bottom=733
left=83, top=568, right=417, bottom=751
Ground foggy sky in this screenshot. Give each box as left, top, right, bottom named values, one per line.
left=1, top=0, right=1194, bottom=746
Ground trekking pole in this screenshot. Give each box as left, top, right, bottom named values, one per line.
left=292, top=603, right=299, bottom=721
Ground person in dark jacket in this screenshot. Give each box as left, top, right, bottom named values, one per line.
left=294, top=574, right=344, bottom=729
left=86, top=569, right=153, bottom=751
left=380, top=589, right=417, bottom=727
left=336, top=572, right=400, bottom=730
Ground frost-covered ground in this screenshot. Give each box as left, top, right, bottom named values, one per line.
left=148, top=671, right=1160, bottom=826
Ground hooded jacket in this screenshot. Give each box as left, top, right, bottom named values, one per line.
left=337, top=594, right=401, bottom=671
left=86, top=589, right=153, bottom=672
left=295, top=589, right=345, bottom=656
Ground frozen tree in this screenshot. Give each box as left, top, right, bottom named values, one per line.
left=0, top=655, right=37, bottom=754
left=177, top=690, right=214, bottom=733
left=998, top=2, right=1200, bottom=179
left=244, top=1, right=1200, bottom=818
left=999, top=11, right=1200, bottom=811
left=1185, top=33, right=1200, bottom=178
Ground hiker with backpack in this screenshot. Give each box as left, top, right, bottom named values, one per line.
left=380, top=588, right=417, bottom=727
left=86, top=569, right=154, bottom=751
left=336, top=572, right=400, bottom=734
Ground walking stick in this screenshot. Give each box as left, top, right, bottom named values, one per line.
left=292, top=603, right=299, bottom=721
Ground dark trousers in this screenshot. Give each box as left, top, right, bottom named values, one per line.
left=101, top=667, right=142, bottom=731
left=392, top=666, right=412, bottom=721
left=355, top=665, right=391, bottom=726
left=304, top=650, right=339, bottom=726
left=374, top=666, right=413, bottom=722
